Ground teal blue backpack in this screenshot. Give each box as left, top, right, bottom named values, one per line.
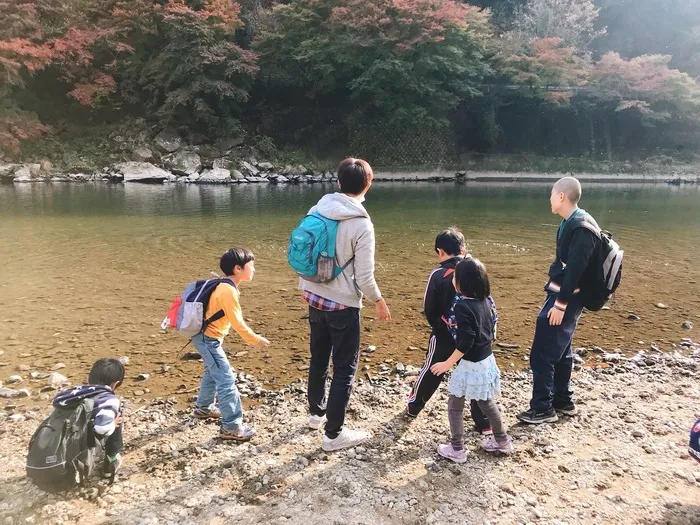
left=288, top=211, right=353, bottom=283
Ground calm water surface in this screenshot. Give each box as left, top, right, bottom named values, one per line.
left=0, top=181, right=698, bottom=399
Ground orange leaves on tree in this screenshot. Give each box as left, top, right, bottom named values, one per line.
left=328, top=0, right=486, bottom=51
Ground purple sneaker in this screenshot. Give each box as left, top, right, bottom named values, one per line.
left=437, top=443, right=468, bottom=464
left=481, top=436, right=514, bottom=455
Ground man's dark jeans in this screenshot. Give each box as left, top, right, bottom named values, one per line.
left=307, top=306, right=361, bottom=439
left=530, top=294, right=584, bottom=413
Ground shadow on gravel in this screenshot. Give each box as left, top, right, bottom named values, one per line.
left=654, top=503, right=700, bottom=525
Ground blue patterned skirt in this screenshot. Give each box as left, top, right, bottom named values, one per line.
left=447, top=354, right=501, bottom=400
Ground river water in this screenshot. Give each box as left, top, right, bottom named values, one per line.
left=1, top=181, right=698, bottom=402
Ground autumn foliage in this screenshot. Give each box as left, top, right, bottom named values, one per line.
left=0, top=0, right=255, bottom=154
left=1, top=0, right=700, bottom=158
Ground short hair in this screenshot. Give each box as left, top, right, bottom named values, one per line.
left=89, top=358, right=125, bottom=386
left=454, top=257, right=490, bottom=301
left=338, top=158, right=373, bottom=195
left=220, top=247, right=255, bottom=276
left=553, top=177, right=582, bottom=204
left=435, top=227, right=466, bottom=256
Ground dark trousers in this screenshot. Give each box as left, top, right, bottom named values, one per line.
left=103, top=424, right=123, bottom=458
left=307, top=306, right=361, bottom=439
left=529, top=294, right=584, bottom=412
left=408, top=334, right=490, bottom=431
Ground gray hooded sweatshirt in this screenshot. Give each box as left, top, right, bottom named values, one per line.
left=298, top=192, right=382, bottom=308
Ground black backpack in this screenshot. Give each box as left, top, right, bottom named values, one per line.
left=578, top=226, right=624, bottom=311
left=26, top=397, right=100, bottom=492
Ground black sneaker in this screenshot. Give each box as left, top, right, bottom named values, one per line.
left=516, top=408, right=559, bottom=424
left=553, top=403, right=578, bottom=416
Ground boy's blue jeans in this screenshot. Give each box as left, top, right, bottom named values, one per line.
left=529, top=294, right=584, bottom=413
left=192, top=333, right=243, bottom=430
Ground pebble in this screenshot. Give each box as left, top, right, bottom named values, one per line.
left=46, top=372, right=68, bottom=388
left=118, top=356, right=129, bottom=365
left=7, top=375, right=22, bottom=384
left=51, top=363, right=65, bottom=371
left=501, top=483, right=517, bottom=496
left=137, top=373, right=150, bottom=381
left=0, top=387, right=18, bottom=398
left=682, top=321, right=693, bottom=330
left=9, top=414, right=26, bottom=423
left=632, top=430, right=645, bottom=438
left=655, top=303, right=668, bottom=309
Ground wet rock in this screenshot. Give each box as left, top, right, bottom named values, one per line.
left=198, top=168, right=231, bottom=183
left=47, top=372, right=68, bottom=388
left=112, top=162, right=170, bottom=183
left=682, top=321, right=693, bottom=330
left=154, top=129, right=183, bottom=153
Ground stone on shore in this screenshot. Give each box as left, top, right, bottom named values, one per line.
left=198, top=168, right=231, bottom=183
left=112, top=162, right=171, bottom=183
left=154, top=129, right=183, bottom=153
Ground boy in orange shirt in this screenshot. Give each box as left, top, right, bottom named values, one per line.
left=192, top=248, right=269, bottom=440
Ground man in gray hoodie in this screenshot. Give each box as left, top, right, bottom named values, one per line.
left=299, top=158, right=391, bottom=452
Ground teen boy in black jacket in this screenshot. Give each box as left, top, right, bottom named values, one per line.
left=407, top=229, right=490, bottom=434
left=518, top=177, right=601, bottom=424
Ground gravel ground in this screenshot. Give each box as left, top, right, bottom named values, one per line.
left=1, top=343, right=700, bottom=525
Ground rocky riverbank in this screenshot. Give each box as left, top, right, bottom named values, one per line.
left=2, top=128, right=699, bottom=185
left=1, top=342, right=699, bottom=525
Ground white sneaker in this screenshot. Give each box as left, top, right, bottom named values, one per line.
left=322, top=428, right=370, bottom=452
left=309, top=414, right=327, bottom=430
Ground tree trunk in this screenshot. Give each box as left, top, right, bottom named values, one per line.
left=589, top=113, right=596, bottom=158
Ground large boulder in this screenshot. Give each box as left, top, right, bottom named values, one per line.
left=239, top=161, right=259, bottom=177
left=166, top=150, right=202, bottom=176
left=131, top=146, right=154, bottom=162
left=112, top=162, right=170, bottom=183
left=257, top=162, right=274, bottom=171
left=0, top=164, right=19, bottom=181
left=198, top=167, right=231, bottom=183
left=231, top=170, right=245, bottom=180
left=13, top=164, right=43, bottom=183
left=154, top=129, right=183, bottom=153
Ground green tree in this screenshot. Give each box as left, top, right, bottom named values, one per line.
left=256, top=0, right=492, bottom=129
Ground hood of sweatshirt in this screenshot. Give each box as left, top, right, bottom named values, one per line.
left=312, top=192, right=369, bottom=221
left=53, top=385, right=114, bottom=408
